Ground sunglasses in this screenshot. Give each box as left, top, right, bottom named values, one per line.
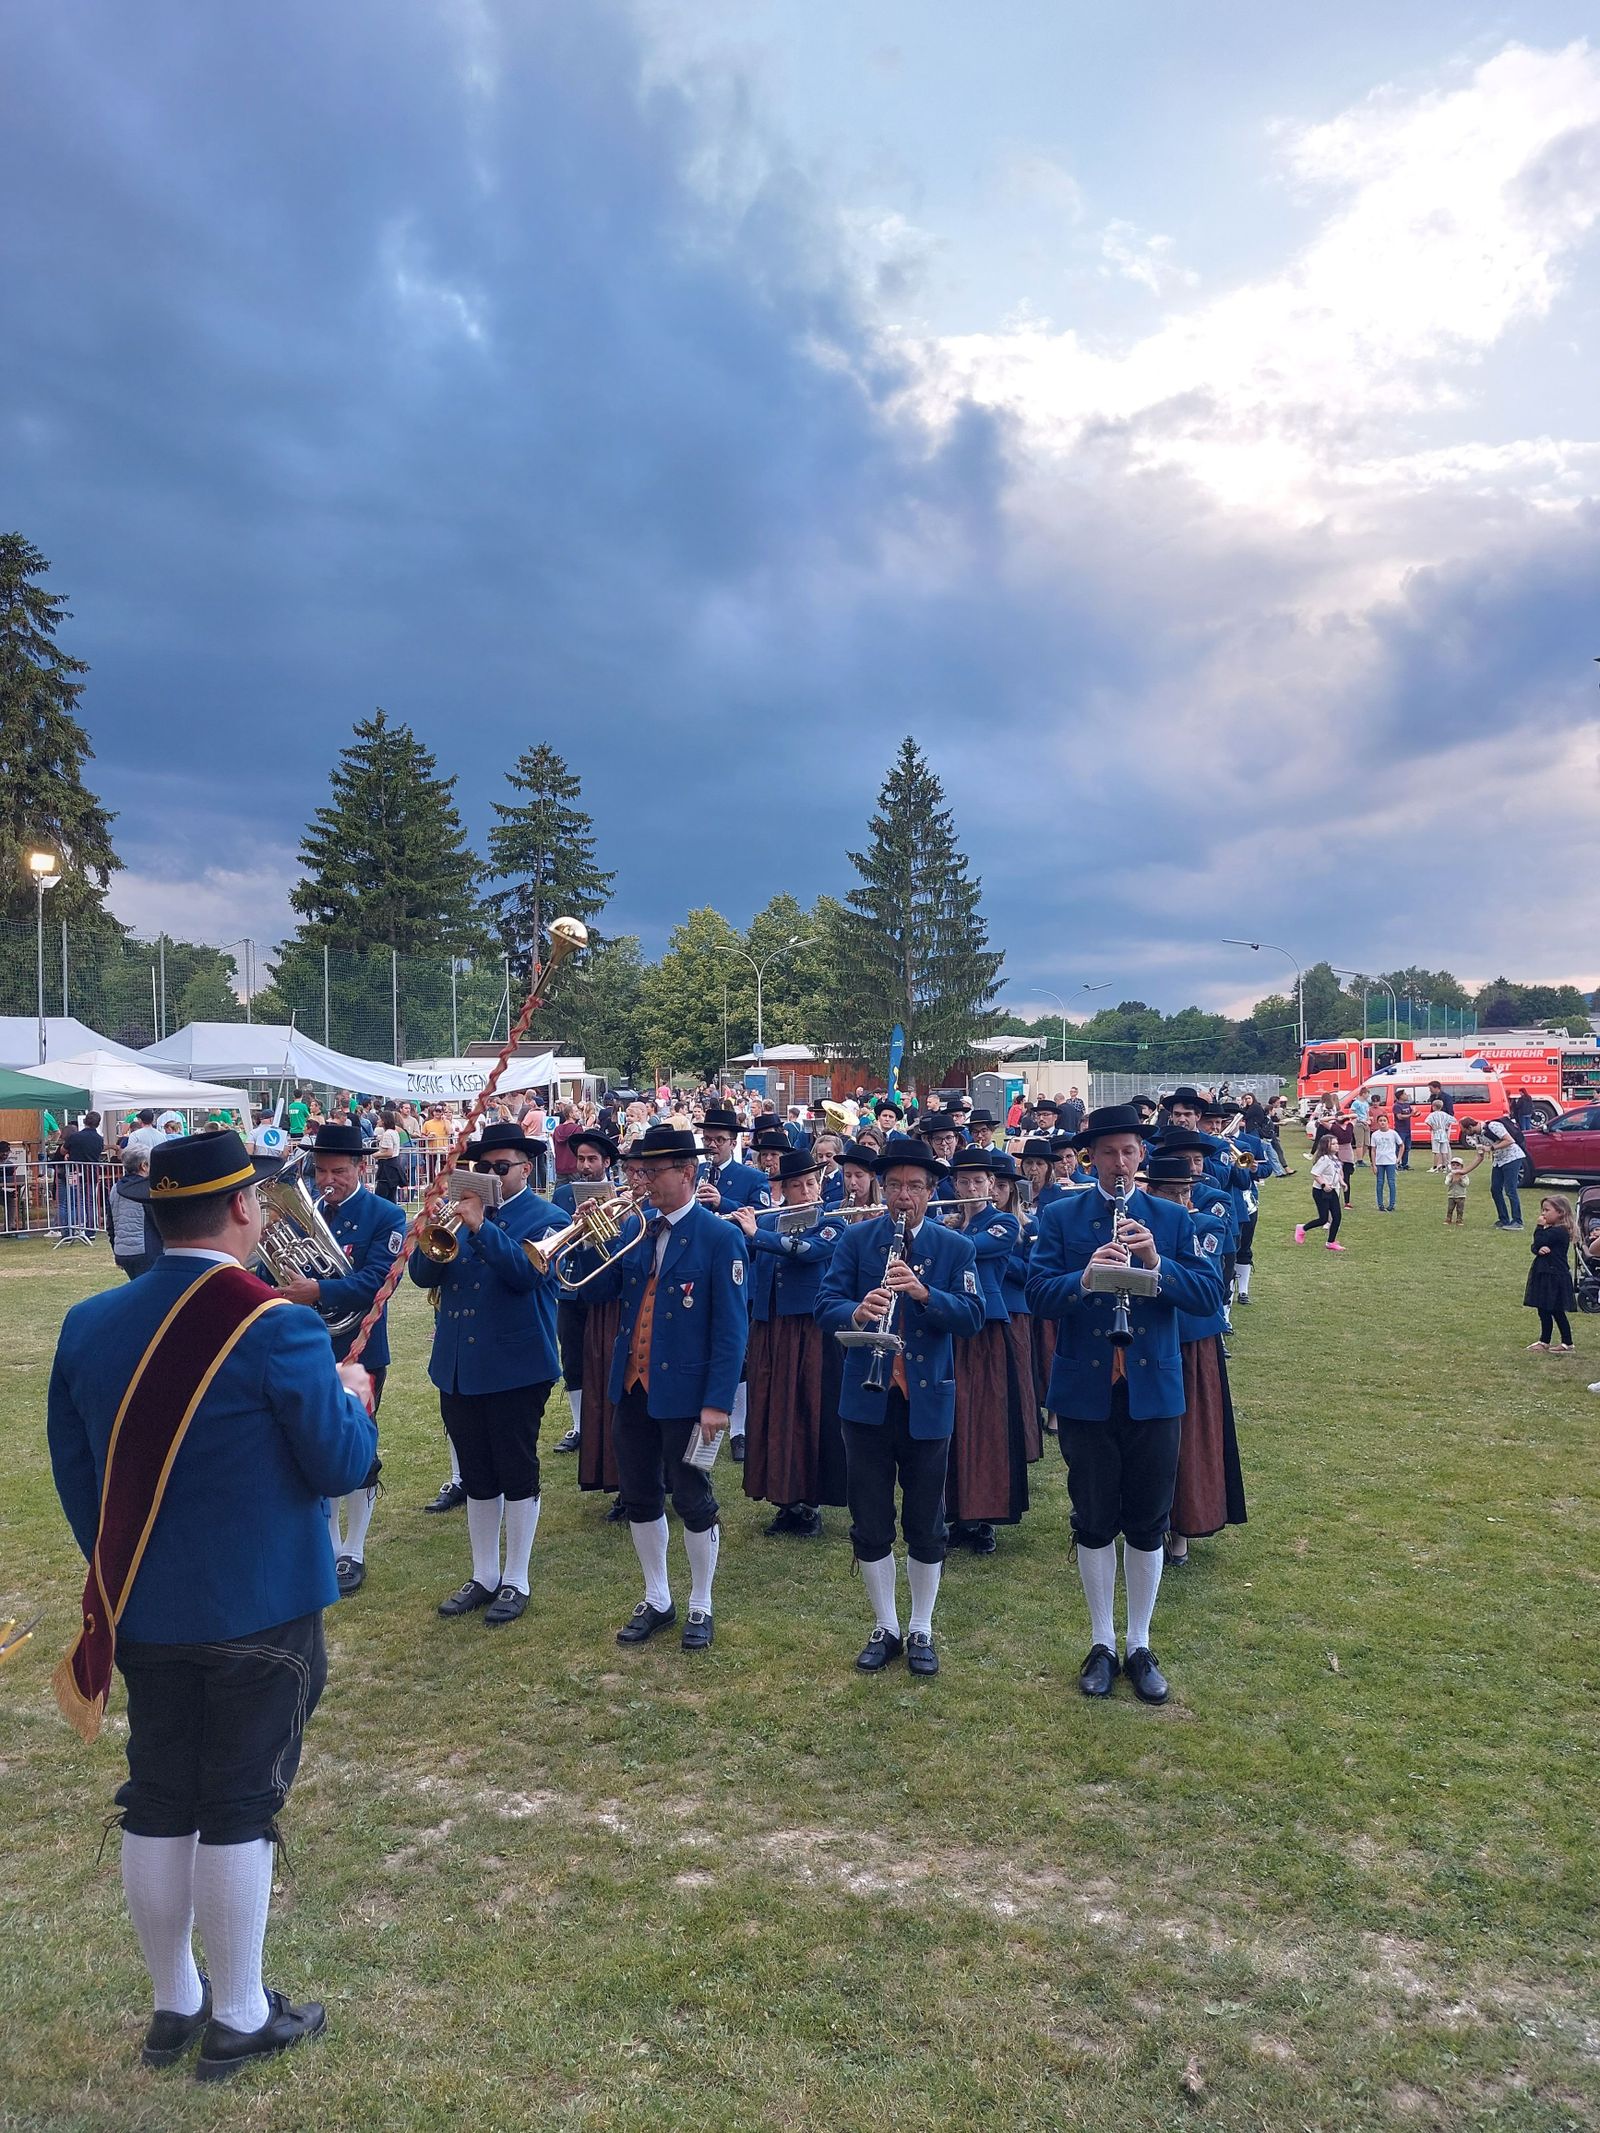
left=474, top=1159, right=524, bottom=1176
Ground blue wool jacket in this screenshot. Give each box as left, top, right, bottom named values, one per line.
left=48, top=1255, right=377, bottom=1643
left=570, top=1201, right=750, bottom=1420
left=815, top=1213, right=984, bottom=1439
left=745, top=1208, right=845, bottom=1320
left=409, top=1186, right=565, bottom=1393
left=946, top=1206, right=1020, bottom=1323
left=1025, top=1186, right=1223, bottom=1421
left=313, top=1184, right=404, bottom=1368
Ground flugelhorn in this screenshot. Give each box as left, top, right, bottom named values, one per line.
left=538, top=1192, right=649, bottom=1289
left=417, top=1170, right=502, bottom=1264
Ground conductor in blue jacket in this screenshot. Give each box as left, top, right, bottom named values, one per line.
left=816, top=1137, right=984, bottom=1678
left=47, top=1129, right=377, bottom=2080
left=1027, top=1104, right=1222, bottom=1706
left=564, top=1124, right=749, bottom=1653
left=408, top=1122, right=565, bottom=1628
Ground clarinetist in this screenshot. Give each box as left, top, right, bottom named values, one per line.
left=1026, top=1105, right=1222, bottom=1707
left=815, top=1136, right=983, bottom=1678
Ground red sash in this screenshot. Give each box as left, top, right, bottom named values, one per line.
left=53, top=1264, right=287, bottom=1743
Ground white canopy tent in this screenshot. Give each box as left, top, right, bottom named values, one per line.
left=12, top=1050, right=248, bottom=1121
left=398, top=1054, right=585, bottom=1102
left=0, top=1017, right=149, bottom=1071
left=142, top=1022, right=405, bottom=1094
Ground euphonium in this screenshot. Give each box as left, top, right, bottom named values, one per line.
left=255, top=1156, right=364, bottom=1336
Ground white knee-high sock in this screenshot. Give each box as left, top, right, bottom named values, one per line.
left=465, top=1495, right=504, bottom=1591
left=191, top=1839, right=272, bottom=2034
left=122, top=1831, right=203, bottom=2015
left=860, top=1555, right=900, bottom=1636
left=685, top=1523, right=720, bottom=1612
left=631, top=1516, right=672, bottom=1610
left=501, top=1494, right=541, bottom=1593
left=1077, top=1542, right=1118, bottom=1650
left=1123, top=1542, right=1165, bottom=1653
left=448, top=1436, right=462, bottom=1486
left=567, top=1388, right=583, bottom=1436
left=326, top=1502, right=343, bottom=1555
left=906, top=1556, right=941, bottom=1637
left=729, top=1384, right=748, bottom=1436
left=341, top=1487, right=375, bottom=1563
left=1235, top=1262, right=1252, bottom=1299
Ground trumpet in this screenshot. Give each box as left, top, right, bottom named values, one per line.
left=537, top=1192, right=649, bottom=1289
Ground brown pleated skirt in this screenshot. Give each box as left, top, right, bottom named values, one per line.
left=947, top=1320, right=1030, bottom=1526
left=577, top=1296, right=623, bottom=1492
left=1004, top=1312, right=1044, bottom=1463
left=743, top=1313, right=848, bottom=1508
left=1031, top=1312, right=1058, bottom=1414
left=1170, top=1336, right=1247, bottom=1538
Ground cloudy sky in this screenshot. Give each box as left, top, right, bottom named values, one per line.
left=5, top=1, right=1597, bottom=1020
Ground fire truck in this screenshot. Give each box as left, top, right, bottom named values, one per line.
left=1296, top=1033, right=1583, bottom=1125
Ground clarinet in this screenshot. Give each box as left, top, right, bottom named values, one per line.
left=862, top=1214, right=910, bottom=1390
left=1107, top=1182, right=1136, bottom=1349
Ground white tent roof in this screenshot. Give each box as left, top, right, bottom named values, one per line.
left=0, top=1017, right=149, bottom=1070
left=12, top=1050, right=248, bottom=1116
left=142, top=1022, right=405, bottom=1092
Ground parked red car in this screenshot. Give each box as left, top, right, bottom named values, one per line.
left=1522, top=1103, right=1600, bottom=1182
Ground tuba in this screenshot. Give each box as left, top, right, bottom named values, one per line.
left=254, top=1155, right=364, bottom=1337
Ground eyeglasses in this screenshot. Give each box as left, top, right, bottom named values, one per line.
left=474, top=1159, right=524, bottom=1176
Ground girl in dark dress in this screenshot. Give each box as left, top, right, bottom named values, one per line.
left=1525, top=1195, right=1577, bottom=1353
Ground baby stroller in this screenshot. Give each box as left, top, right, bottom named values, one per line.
left=1575, top=1184, right=1600, bottom=1315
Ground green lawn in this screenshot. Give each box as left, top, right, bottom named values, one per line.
left=2, top=1172, right=1597, bottom=2131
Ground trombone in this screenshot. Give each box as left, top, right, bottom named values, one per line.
left=537, top=1193, right=650, bottom=1289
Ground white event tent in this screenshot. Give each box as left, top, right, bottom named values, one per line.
left=142, top=1022, right=405, bottom=1094
left=0, top=1017, right=148, bottom=1071
left=12, top=1050, right=248, bottom=1121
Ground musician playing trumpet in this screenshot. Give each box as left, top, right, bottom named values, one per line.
left=1026, top=1105, right=1223, bottom=1707
left=815, top=1137, right=983, bottom=1678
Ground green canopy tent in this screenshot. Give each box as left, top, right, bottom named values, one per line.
left=0, top=1068, right=93, bottom=1114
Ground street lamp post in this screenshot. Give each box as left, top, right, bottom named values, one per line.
left=27, top=851, right=61, bottom=1063
left=1372, top=977, right=1398, bottom=1040
left=1222, top=938, right=1304, bottom=1052
left=714, top=934, right=820, bottom=1055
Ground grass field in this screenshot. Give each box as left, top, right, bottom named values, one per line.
left=2, top=1169, right=1598, bottom=2131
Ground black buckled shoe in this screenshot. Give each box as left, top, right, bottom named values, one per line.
left=729, top=1435, right=746, bottom=1465
left=1078, top=1644, right=1120, bottom=1698
left=763, top=1505, right=802, bottom=1535
left=968, top=1522, right=997, bottom=1555
left=605, top=1496, right=629, bottom=1523
left=616, top=1600, right=676, bottom=1645
left=437, top=1578, right=495, bottom=1618
left=141, top=1977, right=211, bottom=2067
left=422, top=1479, right=466, bottom=1514
left=1124, top=1646, right=1170, bottom=1704
left=681, top=1608, right=714, bottom=1651
left=194, top=1989, right=326, bottom=2082
left=905, top=1630, right=939, bottom=1676
left=855, top=1627, right=903, bottom=1672
left=553, top=1427, right=580, bottom=1454
left=483, top=1584, right=528, bottom=1626
left=334, top=1555, right=365, bottom=1596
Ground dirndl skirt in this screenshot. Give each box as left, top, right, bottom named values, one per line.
left=947, top=1320, right=1030, bottom=1526
left=577, top=1295, right=623, bottom=1493
left=1031, top=1313, right=1057, bottom=1413
left=1170, top=1335, right=1247, bottom=1538
left=743, top=1314, right=847, bottom=1508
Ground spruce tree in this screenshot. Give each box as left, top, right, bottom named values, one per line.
left=826, top=738, right=1003, bottom=1089
left=0, top=534, right=122, bottom=932
left=485, top=744, right=615, bottom=969
left=280, top=709, right=486, bottom=1059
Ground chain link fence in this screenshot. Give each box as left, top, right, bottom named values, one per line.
left=1088, top=1070, right=1283, bottom=1106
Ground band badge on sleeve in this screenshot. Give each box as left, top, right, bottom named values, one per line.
left=1201, top=1232, right=1219, bottom=1254
left=387, top=1231, right=405, bottom=1254
left=731, top=1258, right=744, bottom=1285
left=963, top=1267, right=980, bottom=1296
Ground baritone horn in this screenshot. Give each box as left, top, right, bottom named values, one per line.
left=531, top=1192, right=649, bottom=1289
left=255, top=1155, right=365, bottom=1334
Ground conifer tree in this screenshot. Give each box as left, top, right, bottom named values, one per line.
left=0, top=534, right=121, bottom=932
left=824, top=738, right=1002, bottom=1088
left=485, top=743, right=615, bottom=967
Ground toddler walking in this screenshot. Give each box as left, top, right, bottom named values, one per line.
left=1444, top=1148, right=1483, bottom=1224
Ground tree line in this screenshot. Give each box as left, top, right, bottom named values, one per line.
left=2, top=534, right=1591, bottom=1083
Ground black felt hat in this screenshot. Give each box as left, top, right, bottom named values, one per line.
left=873, top=1099, right=903, bottom=1118
left=624, top=1125, right=700, bottom=1161
left=949, top=1144, right=995, bottom=1171
left=311, top=1121, right=366, bottom=1157
left=1021, top=1137, right=1054, bottom=1162
left=568, top=1128, right=619, bottom=1163
left=148, top=1128, right=283, bottom=1202
left=1157, top=1127, right=1214, bottom=1154
left=918, top=1112, right=962, bottom=1137
left=1144, top=1152, right=1194, bottom=1184
left=465, top=1120, right=545, bottom=1162
left=1072, top=1104, right=1149, bottom=1150
left=777, top=1147, right=822, bottom=1181
left=840, top=1141, right=879, bottom=1170
left=700, top=1106, right=742, bottom=1137
left=875, top=1134, right=947, bottom=1178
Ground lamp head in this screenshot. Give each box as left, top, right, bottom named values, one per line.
left=27, top=851, right=59, bottom=886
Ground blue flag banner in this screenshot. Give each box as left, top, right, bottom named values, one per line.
left=888, top=1023, right=905, bottom=1099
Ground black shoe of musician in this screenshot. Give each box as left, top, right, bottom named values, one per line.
left=553, top=1427, right=580, bottom=1454
left=422, top=1479, right=466, bottom=1514
left=681, top=1608, right=714, bottom=1651
left=763, top=1505, right=801, bottom=1535
left=968, top=1522, right=997, bottom=1555
left=855, top=1628, right=903, bottom=1672
left=1079, top=1644, right=1120, bottom=1698
left=605, top=1496, right=629, bottom=1523
left=438, top=1579, right=496, bottom=1618
left=729, top=1435, right=746, bottom=1464
left=194, top=1989, right=326, bottom=2082
left=141, top=1977, right=211, bottom=2067
left=905, top=1630, right=939, bottom=1676
left=1124, top=1646, right=1170, bottom=1704
left=334, top=1555, right=365, bottom=1596
left=484, top=1584, right=528, bottom=1626
left=617, top=1600, right=677, bottom=1644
